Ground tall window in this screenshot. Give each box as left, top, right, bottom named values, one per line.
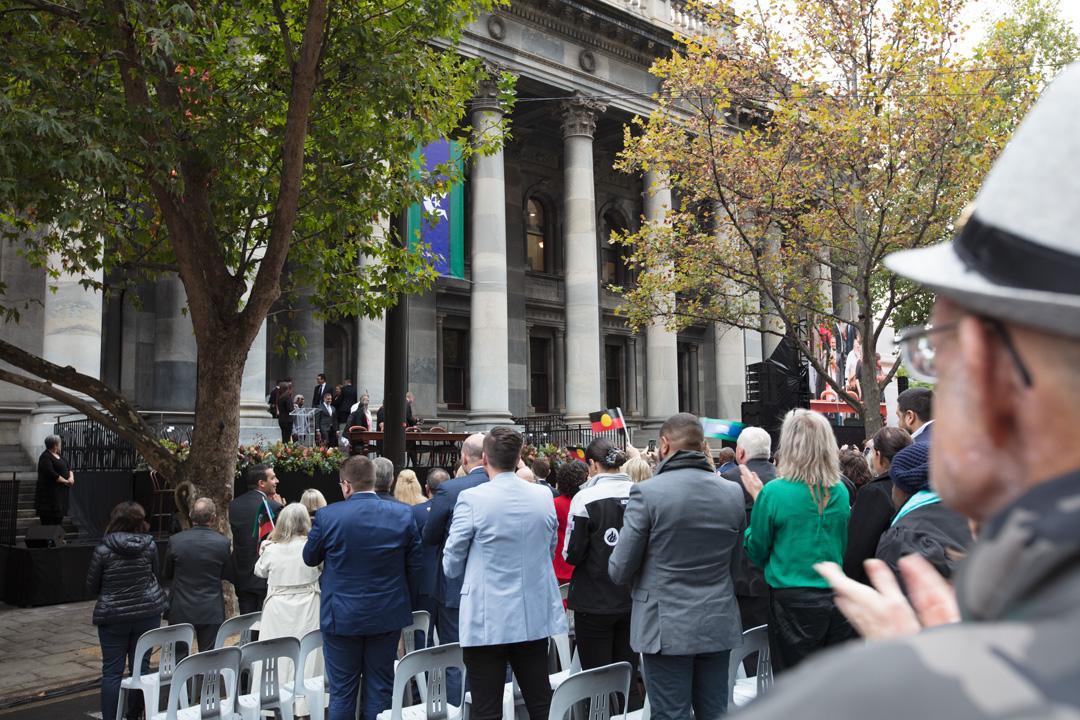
left=529, top=336, right=551, bottom=413
left=605, top=343, right=624, bottom=410
left=442, top=328, right=469, bottom=409
left=526, top=198, right=549, bottom=273
left=601, top=210, right=630, bottom=287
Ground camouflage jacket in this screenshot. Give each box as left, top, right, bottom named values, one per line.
left=738, top=469, right=1080, bottom=719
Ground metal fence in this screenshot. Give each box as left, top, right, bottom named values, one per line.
left=54, top=415, right=195, bottom=472
left=521, top=424, right=628, bottom=451
left=0, top=474, right=18, bottom=546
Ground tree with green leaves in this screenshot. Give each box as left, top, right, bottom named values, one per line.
left=615, top=0, right=1069, bottom=436
left=0, top=0, right=511, bottom=517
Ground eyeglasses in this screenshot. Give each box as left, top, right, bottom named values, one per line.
left=895, top=317, right=1032, bottom=387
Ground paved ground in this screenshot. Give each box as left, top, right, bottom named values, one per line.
left=0, top=601, right=101, bottom=707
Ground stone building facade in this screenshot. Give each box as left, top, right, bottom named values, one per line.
left=0, top=0, right=761, bottom=454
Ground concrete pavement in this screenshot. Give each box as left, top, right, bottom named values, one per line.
left=0, top=601, right=101, bottom=707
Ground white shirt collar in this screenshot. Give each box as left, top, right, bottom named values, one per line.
left=911, top=420, right=934, bottom=438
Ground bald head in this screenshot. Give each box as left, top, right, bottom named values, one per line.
left=190, top=497, right=216, bottom=526
left=659, top=413, right=705, bottom=457
left=460, top=433, right=485, bottom=471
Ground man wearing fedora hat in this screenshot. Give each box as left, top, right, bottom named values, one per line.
left=737, top=65, right=1080, bottom=717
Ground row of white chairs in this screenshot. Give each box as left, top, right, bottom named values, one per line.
left=117, top=610, right=771, bottom=720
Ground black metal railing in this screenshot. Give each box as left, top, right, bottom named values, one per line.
left=54, top=415, right=195, bottom=472
left=522, top=424, right=627, bottom=451
left=0, top=474, right=19, bottom=546
left=513, top=414, right=572, bottom=433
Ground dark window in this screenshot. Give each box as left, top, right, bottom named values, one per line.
left=443, top=328, right=469, bottom=410
left=529, top=336, right=551, bottom=413
left=605, top=344, right=623, bottom=410
left=601, top=210, right=631, bottom=287
left=526, top=198, right=549, bottom=273
left=677, top=343, right=690, bottom=413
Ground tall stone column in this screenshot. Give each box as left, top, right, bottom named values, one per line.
left=357, top=219, right=387, bottom=404
left=625, top=336, right=639, bottom=416
left=152, top=274, right=197, bottom=411
left=240, top=320, right=268, bottom=410
left=466, top=74, right=513, bottom=428
left=27, top=253, right=104, bottom=452
left=714, top=323, right=746, bottom=420
left=554, top=327, right=566, bottom=414
left=644, top=171, right=680, bottom=420
left=561, top=95, right=606, bottom=422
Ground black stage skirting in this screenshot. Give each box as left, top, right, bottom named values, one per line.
left=0, top=540, right=169, bottom=608
left=71, top=471, right=135, bottom=539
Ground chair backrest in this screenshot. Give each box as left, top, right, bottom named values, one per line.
left=240, top=636, right=300, bottom=706
left=429, top=426, right=448, bottom=433
left=132, top=623, right=193, bottom=685
left=728, top=624, right=772, bottom=704
left=390, top=643, right=467, bottom=720
left=214, top=611, right=261, bottom=649
left=550, top=632, right=574, bottom=673
left=401, top=610, right=431, bottom=657
left=549, top=662, right=632, bottom=720
left=165, top=646, right=241, bottom=720
left=559, top=583, right=569, bottom=601
left=296, top=629, right=323, bottom=690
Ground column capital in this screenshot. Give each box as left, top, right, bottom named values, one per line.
left=561, top=93, right=607, bottom=139
left=473, top=61, right=512, bottom=114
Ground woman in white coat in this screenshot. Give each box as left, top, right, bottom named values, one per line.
left=255, top=502, right=322, bottom=714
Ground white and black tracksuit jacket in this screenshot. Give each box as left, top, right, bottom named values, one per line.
left=562, top=472, right=634, bottom=615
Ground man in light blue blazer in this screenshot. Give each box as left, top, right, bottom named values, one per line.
left=444, top=427, right=567, bottom=720
left=304, top=455, right=423, bottom=720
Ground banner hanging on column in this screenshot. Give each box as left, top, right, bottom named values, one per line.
left=407, top=139, right=465, bottom=279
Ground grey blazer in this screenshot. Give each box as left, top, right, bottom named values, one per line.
left=164, top=526, right=236, bottom=625
left=609, top=450, right=746, bottom=655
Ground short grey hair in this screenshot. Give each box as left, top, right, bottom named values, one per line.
left=373, top=457, right=395, bottom=493
left=44, top=434, right=61, bottom=451
left=190, top=498, right=216, bottom=526
left=737, top=427, right=772, bottom=461
left=462, top=433, right=485, bottom=462
left=427, top=468, right=450, bottom=493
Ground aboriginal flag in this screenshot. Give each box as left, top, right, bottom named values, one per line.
left=567, top=446, right=587, bottom=462
left=590, top=409, right=625, bottom=434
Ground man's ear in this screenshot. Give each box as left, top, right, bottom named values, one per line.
left=958, top=316, right=1016, bottom=448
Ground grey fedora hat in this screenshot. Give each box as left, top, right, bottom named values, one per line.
left=885, top=64, right=1080, bottom=338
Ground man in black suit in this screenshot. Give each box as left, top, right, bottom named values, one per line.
left=313, top=373, right=329, bottom=409
left=316, top=390, right=337, bottom=448
left=336, top=379, right=357, bottom=430
left=421, top=433, right=487, bottom=703
left=164, top=498, right=236, bottom=651
left=228, top=464, right=283, bottom=614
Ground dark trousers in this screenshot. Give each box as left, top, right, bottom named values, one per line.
left=279, top=420, right=293, bottom=443
left=193, top=623, right=220, bottom=653
left=641, top=650, right=730, bottom=720
left=38, top=512, right=64, bottom=526
left=463, top=639, right=552, bottom=720
left=323, top=630, right=398, bottom=720
left=98, top=615, right=161, bottom=720
left=736, top=594, right=770, bottom=674
left=573, top=611, right=642, bottom=711
left=768, top=587, right=857, bottom=673
left=237, top=589, right=265, bottom=616
left=434, top=602, right=463, bottom=703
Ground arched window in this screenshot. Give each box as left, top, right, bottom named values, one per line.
left=526, top=198, right=550, bottom=273
left=601, top=209, right=631, bottom=287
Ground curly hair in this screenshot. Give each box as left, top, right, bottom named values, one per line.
left=555, top=461, right=588, bottom=498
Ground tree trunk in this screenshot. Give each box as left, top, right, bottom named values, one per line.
left=860, top=334, right=884, bottom=439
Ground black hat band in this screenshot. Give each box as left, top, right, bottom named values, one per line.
left=953, top=215, right=1080, bottom=295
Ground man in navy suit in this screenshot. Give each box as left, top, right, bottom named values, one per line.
left=304, top=455, right=423, bottom=720
left=422, top=434, right=486, bottom=701
left=897, top=387, right=934, bottom=444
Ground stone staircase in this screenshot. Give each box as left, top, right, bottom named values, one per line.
left=0, top=444, right=76, bottom=544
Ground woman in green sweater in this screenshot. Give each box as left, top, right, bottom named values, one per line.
left=740, top=408, right=856, bottom=672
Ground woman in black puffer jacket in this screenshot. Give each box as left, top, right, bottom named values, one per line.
left=86, top=502, right=167, bottom=720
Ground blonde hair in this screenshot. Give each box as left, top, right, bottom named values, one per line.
left=393, top=470, right=425, bottom=506
left=776, top=409, right=840, bottom=514
left=300, top=489, right=327, bottom=517
left=622, top=457, right=652, bottom=484
left=269, top=503, right=311, bottom=543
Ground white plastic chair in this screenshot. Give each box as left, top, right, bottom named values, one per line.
left=151, top=646, right=241, bottom=720
left=213, top=611, right=261, bottom=649
left=727, top=624, right=773, bottom=708
left=375, top=642, right=466, bottom=720
left=116, top=623, right=192, bottom=720
left=624, top=653, right=649, bottom=720
left=548, top=662, right=632, bottom=720
left=398, top=611, right=432, bottom=704
left=236, top=636, right=301, bottom=720
left=291, top=629, right=327, bottom=720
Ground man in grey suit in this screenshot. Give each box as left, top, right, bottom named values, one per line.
left=610, top=413, right=746, bottom=720
left=164, top=498, right=237, bottom=651
left=444, top=427, right=567, bottom=720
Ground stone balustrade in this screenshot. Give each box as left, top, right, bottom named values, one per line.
left=596, top=0, right=712, bottom=36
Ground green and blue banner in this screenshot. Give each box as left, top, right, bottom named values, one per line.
left=407, top=139, right=465, bottom=279
left=701, top=418, right=747, bottom=442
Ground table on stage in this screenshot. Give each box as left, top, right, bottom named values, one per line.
left=810, top=399, right=888, bottom=417
left=346, top=430, right=471, bottom=465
